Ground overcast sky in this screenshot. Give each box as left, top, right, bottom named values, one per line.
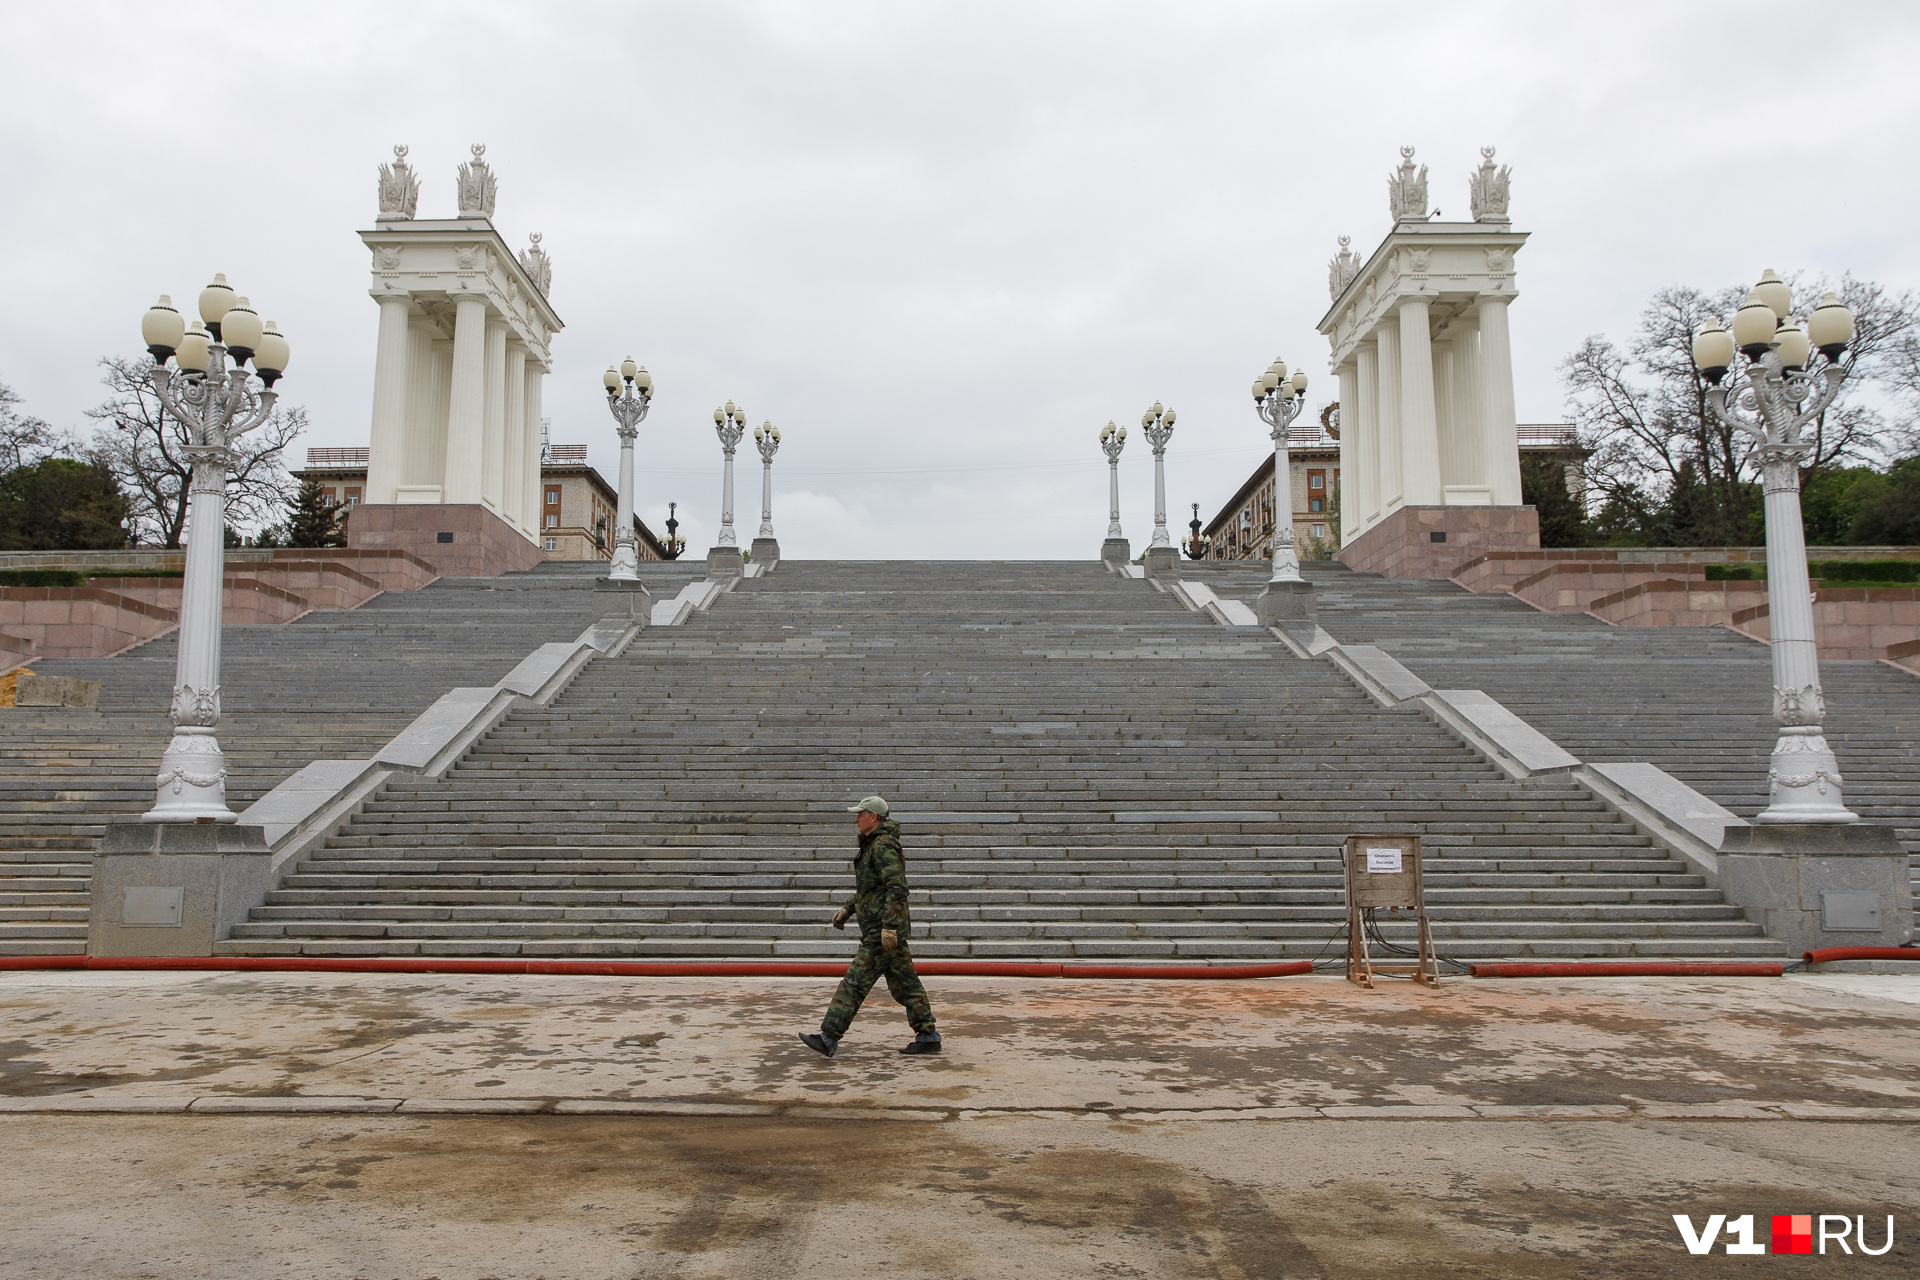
left=4, top=2, right=1917, bottom=557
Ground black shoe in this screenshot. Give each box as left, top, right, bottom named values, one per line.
left=799, top=1032, right=838, bottom=1058
left=900, top=1033, right=942, bottom=1055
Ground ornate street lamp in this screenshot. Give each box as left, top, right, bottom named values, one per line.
left=1692, top=270, right=1857, bottom=822
left=600, top=356, right=653, bottom=581
left=1252, top=358, right=1311, bottom=584
left=1098, top=421, right=1128, bottom=566
left=1183, top=503, right=1209, bottom=560
left=709, top=401, right=747, bottom=572
left=137, top=277, right=290, bottom=821
left=661, top=501, right=686, bottom=560
left=751, top=420, right=782, bottom=564
left=1140, top=401, right=1176, bottom=573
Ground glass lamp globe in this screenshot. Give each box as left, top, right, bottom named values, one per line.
left=1692, top=320, right=1736, bottom=381
left=254, top=321, right=290, bottom=384
left=198, top=273, right=236, bottom=329
left=1807, top=292, right=1855, bottom=358
left=222, top=298, right=264, bottom=359
left=1773, top=321, right=1812, bottom=372
left=1751, top=268, right=1792, bottom=320
left=633, top=366, right=652, bottom=394
left=605, top=367, right=622, bottom=392
left=620, top=356, right=637, bottom=381
left=176, top=322, right=212, bottom=374
left=141, top=295, right=186, bottom=360
left=1731, top=295, right=1780, bottom=357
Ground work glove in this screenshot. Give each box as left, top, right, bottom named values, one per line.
left=881, top=928, right=899, bottom=951
left=831, top=907, right=852, bottom=930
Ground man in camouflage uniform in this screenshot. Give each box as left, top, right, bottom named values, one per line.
left=799, top=795, right=941, bottom=1057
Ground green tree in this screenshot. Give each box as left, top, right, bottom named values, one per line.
left=1520, top=455, right=1589, bottom=547
left=283, top=478, right=346, bottom=548
left=1799, top=465, right=1889, bottom=545
left=0, top=457, right=129, bottom=550
left=1849, top=457, right=1920, bottom=545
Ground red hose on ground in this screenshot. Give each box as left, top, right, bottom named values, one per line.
left=1803, top=947, right=1920, bottom=966
left=0, top=955, right=1314, bottom=980
left=1470, top=961, right=1785, bottom=978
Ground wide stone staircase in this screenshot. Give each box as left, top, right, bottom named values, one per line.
left=223, top=560, right=1785, bottom=962
left=1188, top=560, right=1920, bottom=901
left=0, top=560, right=706, bottom=955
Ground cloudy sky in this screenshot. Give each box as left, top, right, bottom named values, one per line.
left=4, top=2, right=1917, bottom=557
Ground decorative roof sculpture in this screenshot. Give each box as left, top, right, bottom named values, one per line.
left=519, top=232, right=552, bottom=296
left=1327, top=234, right=1360, bottom=301
left=1469, top=146, right=1512, bottom=223
left=376, top=145, right=419, bottom=222
left=1387, top=146, right=1428, bottom=224
left=457, top=143, right=498, bottom=219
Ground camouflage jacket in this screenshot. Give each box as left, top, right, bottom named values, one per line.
left=842, top=817, right=911, bottom=941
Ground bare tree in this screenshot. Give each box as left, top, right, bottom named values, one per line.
left=1561, top=274, right=1919, bottom=544
left=84, top=356, right=302, bottom=548
left=1, top=378, right=79, bottom=473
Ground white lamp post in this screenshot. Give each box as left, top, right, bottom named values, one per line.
left=1252, top=359, right=1311, bottom=584
left=136, top=277, right=289, bottom=821
left=600, top=356, right=653, bottom=581
left=1692, top=270, right=1857, bottom=823
left=708, top=401, right=747, bottom=573
left=751, top=420, right=782, bottom=565
left=1098, top=421, right=1129, bottom=567
left=1140, top=401, right=1176, bottom=574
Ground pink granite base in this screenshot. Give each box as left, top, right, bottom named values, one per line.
left=344, top=504, right=543, bottom=578
left=1337, top=505, right=1540, bottom=579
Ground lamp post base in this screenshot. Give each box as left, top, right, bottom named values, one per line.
left=750, top=537, right=781, bottom=567
left=1100, top=537, right=1131, bottom=569
left=144, top=727, right=237, bottom=823
left=591, top=577, right=653, bottom=625
left=706, top=545, right=745, bottom=576
left=1256, top=579, right=1315, bottom=626
left=606, top=542, right=640, bottom=582
left=89, top=821, right=273, bottom=957
left=1715, top=822, right=1913, bottom=954
left=1142, top=545, right=1177, bottom=576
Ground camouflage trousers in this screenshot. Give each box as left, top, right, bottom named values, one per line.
left=821, top=940, right=937, bottom=1041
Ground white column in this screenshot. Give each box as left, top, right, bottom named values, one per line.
left=444, top=295, right=489, bottom=504
left=1336, top=360, right=1360, bottom=543
left=1451, top=317, right=1484, bottom=490
left=1375, top=322, right=1403, bottom=512
left=1398, top=298, right=1441, bottom=506
left=1354, top=342, right=1380, bottom=527
left=1476, top=296, right=1523, bottom=505
left=481, top=320, right=508, bottom=513
left=1432, top=340, right=1457, bottom=486
left=365, top=295, right=412, bottom=505
left=402, top=321, right=439, bottom=492
left=503, top=344, right=529, bottom=532
left=523, top=368, right=545, bottom=541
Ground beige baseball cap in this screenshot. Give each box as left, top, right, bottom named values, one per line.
left=846, top=795, right=890, bottom=816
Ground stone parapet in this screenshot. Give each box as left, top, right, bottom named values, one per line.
left=1336, top=504, right=1539, bottom=579
left=0, top=585, right=179, bottom=659
left=346, top=503, right=544, bottom=578
left=1728, top=589, right=1920, bottom=661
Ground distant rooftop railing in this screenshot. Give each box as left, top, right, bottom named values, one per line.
left=1287, top=426, right=1338, bottom=446
left=304, top=447, right=368, bottom=467
left=1517, top=425, right=1579, bottom=447
left=546, top=445, right=588, bottom=462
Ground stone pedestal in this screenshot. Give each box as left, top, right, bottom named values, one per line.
left=1716, top=823, right=1914, bottom=955
left=1256, top=580, right=1315, bottom=626
left=1100, top=537, right=1131, bottom=569
left=591, top=577, right=653, bottom=625
left=1142, top=546, right=1177, bottom=577
left=347, top=503, right=544, bottom=578
left=750, top=538, right=781, bottom=567
left=89, top=822, right=272, bottom=958
left=707, top=546, right=745, bottom=576
left=1336, top=504, right=1539, bottom=580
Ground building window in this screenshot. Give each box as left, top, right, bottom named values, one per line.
left=544, top=513, right=559, bottom=529
left=546, top=487, right=561, bottom=507
left=1308, top=471, right=1324, bottom=491
left=544, top=538, right=557, bottom=551
left=1313, top=524, right=1326, bottom=538
left=344, top=487, right=362, bottom=507
left=321, top=488, right=338, bottom=506
left=1310, top=498, right=1324, bottom=513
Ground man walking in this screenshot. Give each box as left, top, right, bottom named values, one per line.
left=799, top=795, right=942, bottom=1058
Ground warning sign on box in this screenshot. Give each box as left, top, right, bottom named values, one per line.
left=1366, top=847, right=1403, bottom=874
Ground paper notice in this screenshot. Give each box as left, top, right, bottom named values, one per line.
left=1366, top=847, right=1404, bottom=874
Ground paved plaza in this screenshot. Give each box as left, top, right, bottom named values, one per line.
left=3, top=968, right=1917, bottom=1276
